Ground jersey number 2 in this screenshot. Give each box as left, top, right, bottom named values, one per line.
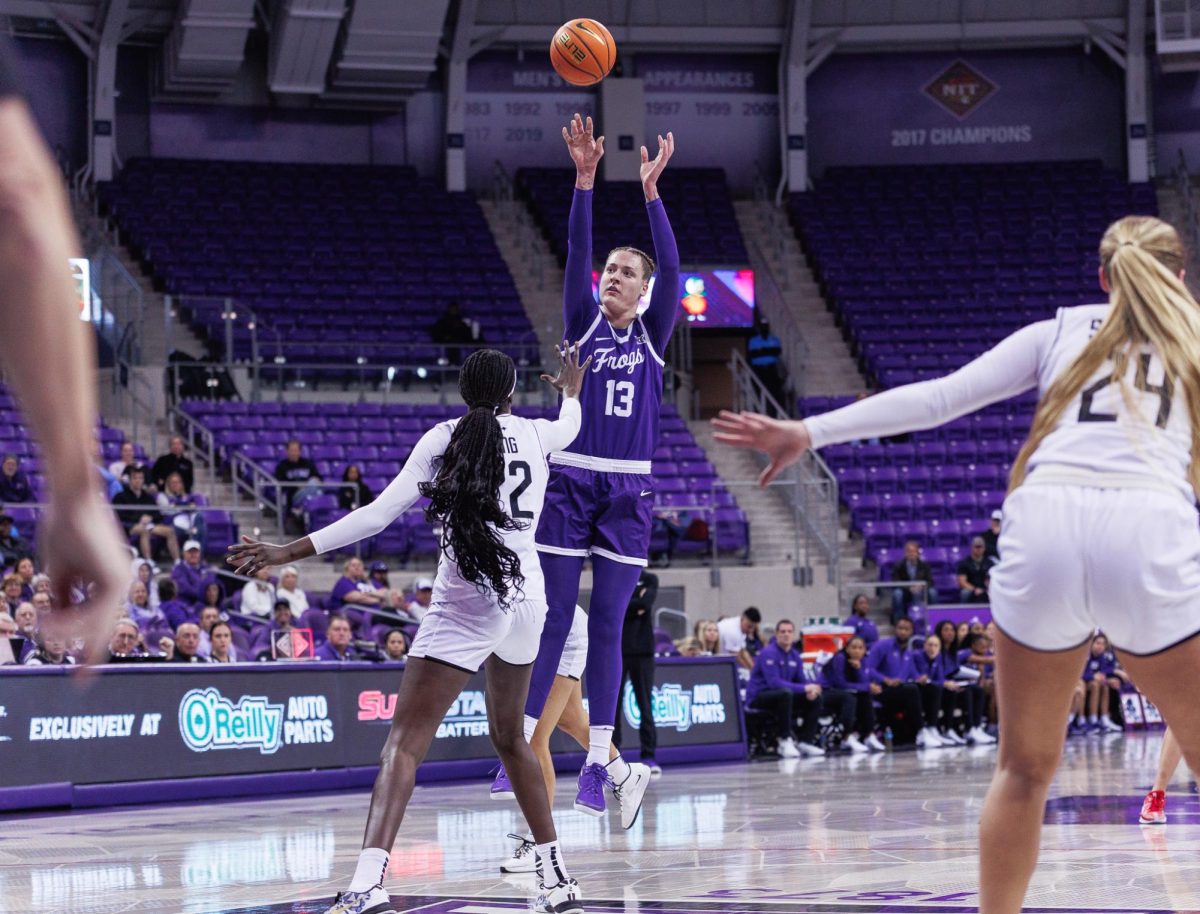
left=508, top=461, right=534, bottom=520
left=605, top=380, right=634, bottom=417
left=1077, top=353, right=1172, bottom=429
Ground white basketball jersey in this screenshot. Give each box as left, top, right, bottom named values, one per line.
left=1027, top=304, right=1193, bottom=498
left=432, top=413, right=554, bottom=609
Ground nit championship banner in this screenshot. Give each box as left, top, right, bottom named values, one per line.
left=807, top=48, right=1125, bottom=173
left=0, top=658, right=742, bottom=799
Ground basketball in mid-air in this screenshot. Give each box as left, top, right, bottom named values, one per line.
left=550, top=19, right=616, bottom=86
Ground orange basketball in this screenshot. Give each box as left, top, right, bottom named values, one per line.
left=550, top=19, right=616, bottom=86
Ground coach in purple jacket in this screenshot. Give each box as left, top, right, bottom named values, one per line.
left=864, top=617, right=928, bottom=746
left=746, top=619, right=825, bottom=758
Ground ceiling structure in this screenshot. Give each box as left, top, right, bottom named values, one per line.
left=0, top=0, right=1190, bottom=110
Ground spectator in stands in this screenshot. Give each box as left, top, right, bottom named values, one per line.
left=30, top=572, right=51, bottom=596
left=197, top=604, right=221, bottom=656
left=339, top=464, right=373, bottom=512
left=12, top=600, right=35, bottom=639
left=276, top=565, right=308, bottom=617
left=694, top=619, right=721, bottom=655
left=254, top=600, right=297, bottom=661
left=132, top=559, right=158, bottom=608
left=383, top=629, right=408, bottom=661
left=24, top=629, right=74, bottom=666
left=30, top=591, right=51, bottom=622
left=2, top=572, right=23, bottom=614
left=889, top=540, right=936, bottom=624
left=747, top=320, right=787, bottom=415
left=367, top=561, right=405, bottom=613
left=717, top=607, right=764, bottom=672
left=980, top=509, right=1002, bottom=562
left=1082, top=633, right=1127, bottom=733
left=173, top=539, right=213, bottom=605
left=431, top=301, right=480, bottom=365
left=108, top=441, right=137, bottom=486
left=956, top=537, right=994, bottom=604
left=0, top=513, right=27, bottom=566
left=330, top=557, right=387, bottom=630
left=820, top=635, right=884, bottom=752
left=315, top=615, right=359, bottom=661
left=157, top=578, right=191, bottom=629
left=167, top=622, right=207, bottom=663
left=843, top=594, right=879, bottom=646
left=197, top=580, right=225, bottom=618
left=674, top=637, right=703, bottom=657
left=274, top=440, right=322, bottom=534
left=866, top=616, right=935, bottom=747
left=125, top=580, right=163, bottom=628
left=157, top=471, right=205, bottom=546
left=240, top=566, right=276, bottom=620
left=208, top=621, right=237, bottom=663
left=152, top=435, right=194, bottom=493
left=105, top=619, right=145, bottom=662
left=14, top=556, right=34, bottom=599
left=114, top=466, right=180, bottom=563
left=0, top=454, right=31, bottom=503
left=405, top=577, right=434, bottom=622
left=92, top=437, right=123, bottom=500
left=650, top=508, right=684, bottom=567
left=0, top=610, right=15, bottom=638
left=912, top=634, right=963, bottom=745
left=745, top=619, right=825, bottom=758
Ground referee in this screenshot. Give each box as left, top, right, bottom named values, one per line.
left=0, top=38, right=127, bottom=660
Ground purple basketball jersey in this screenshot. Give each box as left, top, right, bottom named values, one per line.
left=553, top=188, right=679, bottom=471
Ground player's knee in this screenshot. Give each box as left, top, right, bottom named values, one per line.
left=489, top=721, right=525, bottom=757
left=997, top=744, right=1060, bottom=787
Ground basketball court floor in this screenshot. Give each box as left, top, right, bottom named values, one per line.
left=2, top=732, right=1196, bottom=914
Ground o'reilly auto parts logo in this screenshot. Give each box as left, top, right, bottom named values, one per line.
left=179, top=688, right=284, bottom=754
left=924, top=60, right=996, bottom=119
left=623, top=682, right=727, bottom=733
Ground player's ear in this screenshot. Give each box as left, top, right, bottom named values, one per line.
left=1097, top=264, right=1110, bottom=294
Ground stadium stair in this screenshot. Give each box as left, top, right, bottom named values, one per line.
left=733, top=201, right=867, bottom=398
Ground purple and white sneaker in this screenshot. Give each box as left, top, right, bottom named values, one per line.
left=490, top=764, right=515, bottom=801
left=573, top=763, right=613, bottom=817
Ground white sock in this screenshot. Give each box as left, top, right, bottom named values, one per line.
left=348, top=847, right=389, bottom=893
left=586, top=726, right=613, bottom=766
left=607, top=754, right=631, bottom=783
left=1088, top=715, right=1098, bottom=725
left=523, top=715, right=538, bottom=742
left=536, top=840, right=570, bottom=886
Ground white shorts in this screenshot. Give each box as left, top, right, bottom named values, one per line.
left=556, top=606, right=589, bottom=680
left=408, top=598, right=549, bottom=673
left=990, top=481, right=1200, bottom=655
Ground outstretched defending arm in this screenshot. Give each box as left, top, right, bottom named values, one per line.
left=639, top=132, right=680, bottom=351
left=562, top=113, right=604, bottom=339
left=227, top=424, right=451, bottom=572
left=713, top=319, right=1055, bottom=485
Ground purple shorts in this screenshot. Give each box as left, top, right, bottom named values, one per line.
left=535, top=465, right=654, bottom=567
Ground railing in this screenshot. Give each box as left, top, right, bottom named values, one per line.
left=730, top=348, right=840, bottom=590
left=113, top=337, right=159, bottom=458
left=169, top=407, right=219, bottom=472
left=228, top=450, right=286, bottom=536
left=89, top=246, right=145, bottom=363
left=746, top=236, right=808, bottom=406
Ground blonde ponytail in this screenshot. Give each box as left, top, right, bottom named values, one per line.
left=1009, top=216, right=1200, bottom=493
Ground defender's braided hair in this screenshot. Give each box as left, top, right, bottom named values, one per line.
left=419, top=349, right=526, bottom=606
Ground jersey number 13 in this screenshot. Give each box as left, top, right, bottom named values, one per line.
left=605, top=380, right=635, bottom=418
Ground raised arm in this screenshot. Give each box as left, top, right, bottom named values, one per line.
left=639, top=132, right=680, bottom=350
left=227, top=424, right=451, bottom=573
left=563, top=113, right=603, bottom=337
left=535, top=340, right=590, bottom=452
left=713, top=318, right=1055, bottom=485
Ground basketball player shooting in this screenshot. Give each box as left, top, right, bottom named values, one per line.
left=506, top=113, right=678, bottom=818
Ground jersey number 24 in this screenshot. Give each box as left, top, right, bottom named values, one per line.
left=1077, top=352, right=1172, bottom=429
